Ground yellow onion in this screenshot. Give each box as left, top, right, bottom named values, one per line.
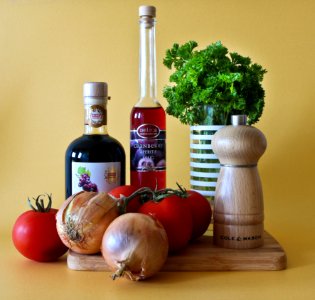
left=101, top=213, right=169, bottom=281
left=56, top=191, right=119, bottom=254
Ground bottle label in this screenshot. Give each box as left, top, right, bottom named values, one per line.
left=71, top=162, right=121, bottom=193
left=87, top=105, right=106, bottom=128
left=130, top=124, right=166, bottom=172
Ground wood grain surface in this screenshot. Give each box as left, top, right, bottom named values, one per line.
left=212, top=124, right=267, bottom=249
left=67, top=231, right=287, bottom=272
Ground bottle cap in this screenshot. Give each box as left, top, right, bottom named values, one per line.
left=139, top=5, right=156, bottom=17
left=83, top=82, right=108, bottom=98
left=231, top=115, right=247, bottom=126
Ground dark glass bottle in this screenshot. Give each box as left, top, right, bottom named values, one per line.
left=65, top=82, right=125, bottom=198
left=130, top=6, right=166, bottom=190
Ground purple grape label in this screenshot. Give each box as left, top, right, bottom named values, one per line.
left=72, top=162, right=121, bottom=193
left=77, top=167, right=98, bottom=192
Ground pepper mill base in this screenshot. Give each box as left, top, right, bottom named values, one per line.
left=213, top=223, right=264, bottom=249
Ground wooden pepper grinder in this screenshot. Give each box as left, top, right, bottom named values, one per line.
left=212, top=115, right=267, bottom=249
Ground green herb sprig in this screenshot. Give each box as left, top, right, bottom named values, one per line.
left=163, top=41, right=267, bottom=125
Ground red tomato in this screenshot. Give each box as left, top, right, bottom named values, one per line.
left=138, top=195, right=193, bottom=253
left=186, top=190, right=212, bottom=240
left=108, top=185, right=142, bottom=213
left=12, top=208, right=68, bottom=262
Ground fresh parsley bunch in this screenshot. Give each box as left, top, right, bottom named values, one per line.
left=163, top=41, right=267, bottom=125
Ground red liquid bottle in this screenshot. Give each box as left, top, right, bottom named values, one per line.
left=130, top=6, right=166, bottom=190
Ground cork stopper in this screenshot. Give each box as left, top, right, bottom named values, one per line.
left=83, top=82, right=108, bottom=98
left=139, top=5, right=156, bottom=17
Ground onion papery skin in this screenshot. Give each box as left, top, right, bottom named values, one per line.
left=56, top=191, right=119, bottom=254
left=101, top=213, right=169, bottom=281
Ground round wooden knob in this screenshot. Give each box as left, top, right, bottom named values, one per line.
left=212, top=125, right=267, bottom=166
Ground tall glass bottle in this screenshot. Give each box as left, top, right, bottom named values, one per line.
left=65, top=82, right=125, bottom=198
left=130, top=5, right=166, bottom=189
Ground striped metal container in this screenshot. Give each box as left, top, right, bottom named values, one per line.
left=190, top=125, right=224, bottom=200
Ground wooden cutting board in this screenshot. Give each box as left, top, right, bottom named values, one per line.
left=67, top=231, right=287, bottom=271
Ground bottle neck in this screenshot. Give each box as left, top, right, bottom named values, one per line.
left=137, top=15, right=159, bottom=107
left=84, top=97, right=108, bottom=135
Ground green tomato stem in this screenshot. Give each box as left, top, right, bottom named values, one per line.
left=28, top=193, right=52, bottom=212
left=115, top=184, right=188, bottom=214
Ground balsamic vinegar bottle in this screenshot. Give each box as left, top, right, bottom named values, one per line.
left=65, top=82, right=125, bottom=198
left=130, top=5, right=166, bottom=189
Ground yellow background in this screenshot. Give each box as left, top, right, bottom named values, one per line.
left=1, top=0, right=315, bottom=299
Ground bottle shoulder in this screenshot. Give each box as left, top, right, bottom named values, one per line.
left=66, top=134, right=125, bottom=152
left=134, top=98, right=162, bottom=108
left=130, top=106, right=166, bottom=119
left=130, top=106, right=166, bottom=129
